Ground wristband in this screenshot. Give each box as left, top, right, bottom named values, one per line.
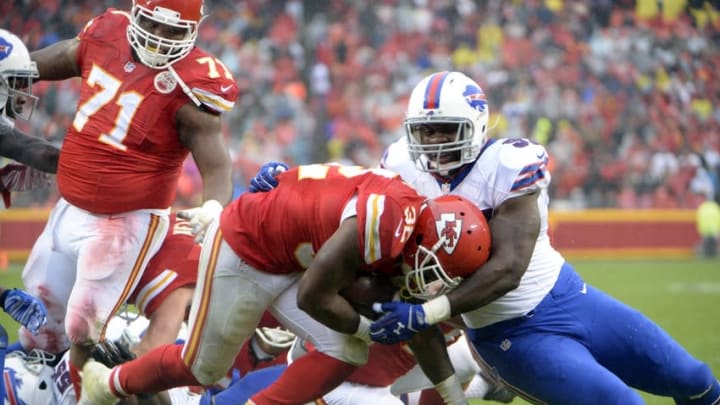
left=352, top=315, right=373, bottom=344
left=435, top=374, right=467, bottom=405
left=421, top=295, right=452, bottom=325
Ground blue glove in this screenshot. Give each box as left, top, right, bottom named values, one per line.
left=369, top=301, right=430, bottom=344
left=0, top=289, right=47, bottom=335
left=248, top=162, right=288, bottom=193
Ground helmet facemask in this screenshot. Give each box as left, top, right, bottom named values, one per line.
left=405, top=117, right=479, bottom=174
left=127, top=3, right=201, bottom=69
left=1, top=72, right=39, bottom=122
left=403, top=235, right=462, bottom=300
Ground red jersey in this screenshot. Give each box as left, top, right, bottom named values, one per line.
left=220, top=164, right=425, bottom=275
left=128, top=214, right=199, bottom=317
left=57, top=9, right=238, bottom=213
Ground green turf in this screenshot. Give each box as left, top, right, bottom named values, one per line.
left=2, top=258, right=718, bottom=404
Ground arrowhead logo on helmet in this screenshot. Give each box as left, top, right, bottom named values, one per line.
left=435, top=212, right=461, bottom=255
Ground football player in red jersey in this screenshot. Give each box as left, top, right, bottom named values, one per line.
left=125, top=213, right=199, bottom=358
left=80, top=163, right=492, bottom=405
left=18, top=0, right=238, bottom=399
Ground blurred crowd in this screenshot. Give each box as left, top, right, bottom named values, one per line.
left=2, top=0, right=720, bottom=209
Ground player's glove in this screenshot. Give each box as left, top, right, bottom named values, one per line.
left=369, top=301, right=430, bottom=344
left=0, top=289, right=47, bottom=335
left=178, top=199, right=223, bottom=243
left=248, top=162, right=288, bottom=193
left=0, top=163, right=53, bottom=208
left=91, top=339, right=136, bottom=368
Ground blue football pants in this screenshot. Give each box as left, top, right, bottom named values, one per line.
left=467, top=263, right=719, bottom=405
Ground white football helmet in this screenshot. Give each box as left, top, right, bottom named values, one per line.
left=127, top=0, right=204, bottom=68
left=405, top=71, right=489, bottom=174
left=3, top=349, right=56, bottom=405
left=105, top=311, right=151, bottom=349
left=0, top=29, right=39, bottom=122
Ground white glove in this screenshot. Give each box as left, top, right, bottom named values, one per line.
left=177, top=199, right=223, bottom=243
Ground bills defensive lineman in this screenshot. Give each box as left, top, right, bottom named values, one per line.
left=81, top=164, right=491, bottom=405
left=0, top=28, right=59, bottom=206
left=369, top=71, right=720, bottom=404
left=20, top=0, right=238, bottom=399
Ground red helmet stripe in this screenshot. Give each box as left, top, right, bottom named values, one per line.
left=423, top=71, right=450, bottom=109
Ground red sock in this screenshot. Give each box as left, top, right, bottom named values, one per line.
left=250, top=351, right=357, bottom=405
left=112, top=343, right=199, bottom=396
left=69, top=361, right=83, bottom=399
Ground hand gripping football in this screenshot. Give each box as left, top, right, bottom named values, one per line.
left=340, top=272, right=397, bottom=320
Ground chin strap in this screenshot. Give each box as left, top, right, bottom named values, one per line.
left=167, top=64, right=202, bottom=108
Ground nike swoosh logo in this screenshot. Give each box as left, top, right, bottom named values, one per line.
left=580, top=283, right=587, bottom=294
left=220, top=84, right=233, bottom=93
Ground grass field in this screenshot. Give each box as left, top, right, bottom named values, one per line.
left=1, top=258, right=718, bottom=404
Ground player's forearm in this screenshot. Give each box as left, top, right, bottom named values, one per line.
left=298, top=293, right=361, bottom=335
left=200, top=169, right=232, bottom=205
left=408, top=326, right=455, bottom=384
left=409, top=327, right=467, bottom=404
left=31, top=38, right=81, bottom=80
left=0, top=127, right=59, bottom=173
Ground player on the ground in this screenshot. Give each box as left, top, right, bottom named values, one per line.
left=370, top=70, right=720, bottom=404
left=19, top=0, right=238, bottom=399
left=200, top=273, right=512, bottom=405
left=80, top=163, right=492, bottom=405
left=0, top=28, right=60, bottom=206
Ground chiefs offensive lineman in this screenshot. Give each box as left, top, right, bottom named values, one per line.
left=19, top=0, right=238, bottom=399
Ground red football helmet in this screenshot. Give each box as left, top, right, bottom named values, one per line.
left=127, top=0, right=204, bottom=68
left=402, top=195, right=491, bottom=299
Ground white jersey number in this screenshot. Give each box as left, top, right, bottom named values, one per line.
left=72, top=64, right=143, bottom=151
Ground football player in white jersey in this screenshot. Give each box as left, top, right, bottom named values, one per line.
left=368, top=71, right=720, bottom=404
left=0, top=28, right=60, bottom=206
left=3, top=315, right=201, bottom=405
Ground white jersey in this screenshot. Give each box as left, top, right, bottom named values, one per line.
left=381, top=137, right=565, bottom=328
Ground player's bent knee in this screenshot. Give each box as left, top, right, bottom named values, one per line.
left=670, top=362, right=720, bottom=404
left=65, top=314, right=93, bottom=345
left=315, top=337, right=369, bottom=367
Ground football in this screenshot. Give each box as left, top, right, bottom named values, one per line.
left=340, top=272, right=397, bottom=320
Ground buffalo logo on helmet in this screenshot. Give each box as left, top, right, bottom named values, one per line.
left=0, top=37, right=13, bottom=61
left=435, top=212, right=462, bottom=255
left=3, top=367, right=26, bottom=404
left=463, top=84, right=487, bottom=112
